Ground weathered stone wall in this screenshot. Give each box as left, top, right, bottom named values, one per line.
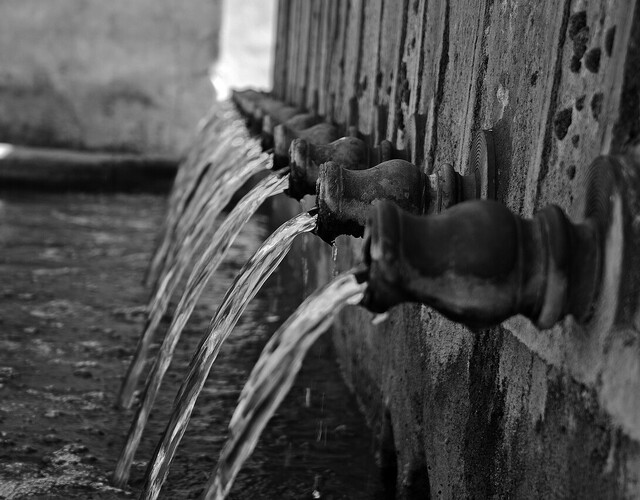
left=272, top=0, right=640, bottom=497
left=0, top=0, right=221, bottom=155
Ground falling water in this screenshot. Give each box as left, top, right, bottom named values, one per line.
left=153, top=143, right=266, bottom=291
left=145, top=102, right=239, bottom=285
left=118, top=152, right=271, bottom=409
left=147, top=125, right=263, bottom=291
left=119, top=148, right=269, bottom=409
left=145, top=105, right=260, bottom=289
left=137, top=212, right=317, bottom=500
left=166, top=103, right=231, bottom=213
left=206, top=270, right=367, bottom=500
left=113, top=171, right=290, bottom=484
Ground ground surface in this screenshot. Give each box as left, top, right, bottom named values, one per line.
left=0, top=191, right=383, bottom=499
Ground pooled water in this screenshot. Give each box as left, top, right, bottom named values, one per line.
left=113, top=172, right=289, bottom=484
left=138, top=212, right=317, bottom=500
left=0, top=191, right=382, bottom=498
left=208, top=270, right=367, bottom=500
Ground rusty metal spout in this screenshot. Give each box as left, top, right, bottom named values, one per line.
left=258, top=100, right=301, bottom=149
left=287, top=136, right=370, bottom=200
left=275, top=122, right=342, bottom=172
left=360, top=155, right=639, bottom=330
left=313, top=130, right=497, bottom=242
left=360, top=198, right=602, bottom=329
left=231, top=89, right=268, bottom=133
left=315, top=159, right=427, bottom=243
left=272, top=114, right=324, bottom=165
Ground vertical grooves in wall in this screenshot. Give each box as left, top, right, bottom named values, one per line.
left=296, top=2, right=312, bottom=106
left=426, top=0, right=450, bottom=169
left=372, top=0, right=386, bottom=106
left=346, top=0, right=366, bottom=128
left=372, top=0, right=386, bottom=143
left=330, top=0, right=350, bottom=123
left=456, top=0, right=488, bottom=171
left=356, top=0, right=384, bottom=138
left=386, top=0, right=410, bottom=144
left=311, top=1, right=328, bottom=113
left=285, top=0, right=300, bottom=102
left=531, top=0, right=572, bottom=210
left=409, top=0, right=430, bottom=165
left=273, top=0, right=290, bottom=99
left=413, top=0, right=429, bottom=110
left=320, top=0, right=338, bottom=118
left=608, top=0, right=640, bottom=152
left=470, top=1, right=491, bottom=137
left=304, top=1, right=322, bottom=111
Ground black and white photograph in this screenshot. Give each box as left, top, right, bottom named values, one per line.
left=0, top=1, right=638, bottom=498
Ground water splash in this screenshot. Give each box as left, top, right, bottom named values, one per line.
left=137, top=212, right=317, bottom=500
left=113, top=172, right=289, bottom=485
left=118, top=151, right=270, bottom=409
left=207, top=270, right=367, bottom=500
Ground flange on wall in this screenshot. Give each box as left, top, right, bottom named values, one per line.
left=430, top=130, right=496, bottom=213
left=576, top=155, right=639, bottom=335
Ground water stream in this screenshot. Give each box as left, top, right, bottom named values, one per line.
left=207, top=270, right=367, bottom=500
left=145, top=103, right=243, bottom=287
left=113, top=172, right=290, bottom=484
left=145, top=101, right=263, bottom=290
left=138, top=212, right=317, bottom=500
left=147, top=130, right=264, bottom=292
left=118, top=152, right=270, bottom=409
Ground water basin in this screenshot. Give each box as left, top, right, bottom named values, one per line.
left=0, top=190, right=384, bottom=499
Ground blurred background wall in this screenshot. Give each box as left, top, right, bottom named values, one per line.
left=0, top=0, right=223, bottom=155
left=212, top=0, right=276, bottom=100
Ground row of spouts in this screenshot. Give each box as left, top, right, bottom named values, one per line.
left=111, top=88, right=623, bottom=499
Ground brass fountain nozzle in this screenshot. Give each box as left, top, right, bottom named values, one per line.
left=359, top=155, right=638, bottom=330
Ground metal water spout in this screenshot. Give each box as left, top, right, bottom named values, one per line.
left=231, top=89, right=269, bottom=133
left=256, top=99, right=302, bottom=149
left=316, top=159, right=427, bottom=242
left=314, top=130, right=496, bottom=243
left=231, top=89, right=264, bottom=117
left=272, top=113, right=324, bottom=164
left=359, top=155, right=637, bottom=330
left=286, top=136, right=377, bottom=200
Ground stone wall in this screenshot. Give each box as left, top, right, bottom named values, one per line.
left=0, top=0, right=221, bottom=155
left=271, top=0, right=640, bottom=497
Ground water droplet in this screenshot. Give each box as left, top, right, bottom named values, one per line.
left=302, top=257, right=309, bottom=292
left=331, top=243, right=339, bottom=277
left=371, top=312, right=389, bottom=325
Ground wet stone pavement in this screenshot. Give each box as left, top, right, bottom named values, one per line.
left=0, top=191, right=383, bottom=499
